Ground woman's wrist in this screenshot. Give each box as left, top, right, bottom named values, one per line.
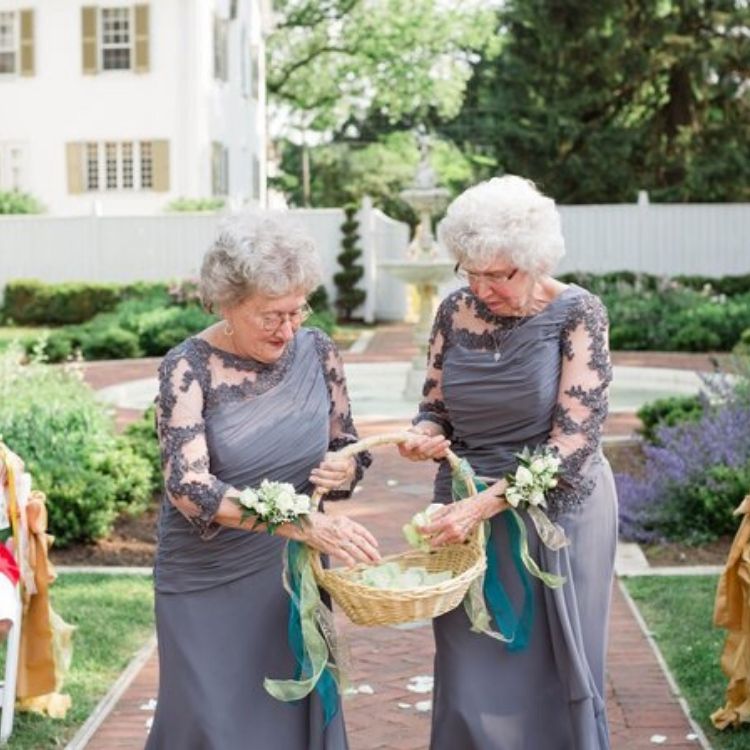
left=478, top=488, right=508, bottom=520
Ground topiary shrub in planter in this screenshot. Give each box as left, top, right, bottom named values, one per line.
left=334, top=205, right=366, bottom=321
left=0, top=346, right=153, bottom=545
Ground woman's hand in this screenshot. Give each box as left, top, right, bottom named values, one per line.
left=397, top=426, right=451, bottom=462
left=297, top=513, right=380, bottom=566
left=419, top=490, right=508, bottom=547
left=309, top=453, right=356, bottom=492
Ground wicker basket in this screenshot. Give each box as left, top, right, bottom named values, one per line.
left=309, top=432, right=486, bottom=627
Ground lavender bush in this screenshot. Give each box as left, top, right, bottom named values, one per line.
left=617, top=366, right=750, bottom=543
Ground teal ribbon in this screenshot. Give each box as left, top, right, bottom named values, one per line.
left=267, top=540, right=339, bottom=726
left=470, top=477, right=533, bottom=651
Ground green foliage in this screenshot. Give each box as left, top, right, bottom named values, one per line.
left=126, top=305, right=216, bottom=356
left=273, top=131, right=473, bottom=217
left=334, top=205, right=366, bottom=320
left=734, top=327, right=750, bottom=356
left=625, top=576, right=749, bottom=750
left=122, top=405, right=162, bottom=496
left=306, top=309, right=335, bottom=335
left=25, top=294, right=217, bottom=363
left=560, top=272, right=750, bottom=352
left=0, top=189, right=43, bottom=214
left=656, top=460, right=750, bottom=543
left=3, top=279, right=123, bottom=326
left=637, top=394, right=705, bottom=444
left=0, top=347, right=153, bottom=545
left=268, top=0, right=495, bottom=133
left=80, top=327, right=142, bottom=360
left=442, top=0, right=750, bottom=203
left=166, top=196, right=226, bottom=212
left=308, top=284, right=330, bottom=313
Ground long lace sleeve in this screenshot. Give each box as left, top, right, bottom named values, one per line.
left=544, top=294, right=612, bottom=514
left=312, top=329, right=372, bottom=498
left=156, top=347, right=232, bottom=536
left=414, top=298, right=453, bottom=436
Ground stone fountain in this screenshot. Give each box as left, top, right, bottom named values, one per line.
left=379, top=133, right=455, bottom=399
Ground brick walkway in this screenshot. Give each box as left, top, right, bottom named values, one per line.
left=78, top=329, right=706, bottom=749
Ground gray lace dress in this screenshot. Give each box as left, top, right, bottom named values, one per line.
left=417, top=284, right=618, bottom=750
left=145, top=327, right=369, bottom=750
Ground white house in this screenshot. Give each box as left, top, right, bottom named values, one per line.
left=0, top=0, right=271, bottom=215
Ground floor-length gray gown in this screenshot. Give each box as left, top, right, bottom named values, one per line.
left=417, top=285, right=618, bottom=750
left=146, top=327, right=368, bottom=750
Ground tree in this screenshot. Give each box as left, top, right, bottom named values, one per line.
left=268, top=0, right=495, bottom=134
left=271, top=131, right=475, bottom=219
left=442, top=0, right=750, bottom=203
left=334, top=205, right=366, bottom=320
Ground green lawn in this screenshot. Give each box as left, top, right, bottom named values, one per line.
left=624, top=576, right=750, bottom=750
left=5, top=573, right=154, bottom=749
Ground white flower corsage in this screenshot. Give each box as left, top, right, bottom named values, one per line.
left=505, top=447, right=568, bottom=553
left=234, top=479, right=312, bottom=534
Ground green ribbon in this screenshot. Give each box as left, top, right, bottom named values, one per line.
left=452, top=459, right=566, bottom=648
left=264, top=540, right=340, bottom=726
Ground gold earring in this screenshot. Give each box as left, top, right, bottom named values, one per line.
left=223, top=320, right=234, bottom=337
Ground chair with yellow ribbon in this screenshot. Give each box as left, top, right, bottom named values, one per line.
left=0, top=443, right=75, bottom=742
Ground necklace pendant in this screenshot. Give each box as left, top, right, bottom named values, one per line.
left=494, top=352, right=501, bottom=362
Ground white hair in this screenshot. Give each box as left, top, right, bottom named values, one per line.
left=200, top=212, right=323, bottom=311
left=438, top=175, right=565, bottom=275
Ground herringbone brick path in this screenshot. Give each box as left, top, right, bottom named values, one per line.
left=79, top=328, right=707, bottom=749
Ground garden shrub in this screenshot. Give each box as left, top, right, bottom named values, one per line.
left=2, top=279, right=123, bottom=326
left=2, top=279, right=172, bottom=327
left=617, top=377, right=750, bottom=544
left=734, top=328, right=750, bottom=355
left=308, top=285, right=331, bottom=313
left=0, top=346, right=153, bottom=545
left=306, top=310, right=335, bottom=335
left=637, top=394, right=705, bottom=444
left=122, top=405, right=162, bottom=496
left=166, top=197, right=225, bottom=212
left=80, top=326, right=142, bottom=360
left=131, top=305, right=216, bottom=356
left=0, top=189, right=42, bottom=214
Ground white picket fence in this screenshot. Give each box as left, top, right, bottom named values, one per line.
left=0, top=201, right=748, bottom=321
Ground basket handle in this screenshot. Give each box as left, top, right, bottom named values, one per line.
left=310, top=431, right=476, bottom=509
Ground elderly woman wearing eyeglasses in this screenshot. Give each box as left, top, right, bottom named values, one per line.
left=147, top=213, right=378, bottom=750
left=399, top=176, right=618, bottom=749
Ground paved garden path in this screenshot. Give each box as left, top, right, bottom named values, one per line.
left=75, top=326, right=713, bottom=749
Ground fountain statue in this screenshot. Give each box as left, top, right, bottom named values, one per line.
left=379, top=131, right=455, bottom=399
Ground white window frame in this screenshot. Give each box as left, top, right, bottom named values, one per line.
left=212, top=142, right=229, bottom=196
left=213, top=14, right=229, bottom=82
left=240, top=26, right=249, bottom=97
left=99, top=6, right=133, bottom=72
left=84, top=141, right=154, bottom=192
left=0, top=142, right=28, bottom=191
left=0, top=11, right=18, bottom=77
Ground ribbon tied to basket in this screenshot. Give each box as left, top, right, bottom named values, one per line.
left=266, top=432, right=568, bottom=719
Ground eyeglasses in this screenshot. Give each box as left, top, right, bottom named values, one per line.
left=454, top=264, right=519, bottom=285
left=257, top=303, right=313, bottom=332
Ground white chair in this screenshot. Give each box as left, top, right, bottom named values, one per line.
left=0, top=584, right=21, bottom=744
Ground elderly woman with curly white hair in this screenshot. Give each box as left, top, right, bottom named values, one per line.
left=400, top=176, right=618, bottom=749
left=146, top=213, right=379, bottom=750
